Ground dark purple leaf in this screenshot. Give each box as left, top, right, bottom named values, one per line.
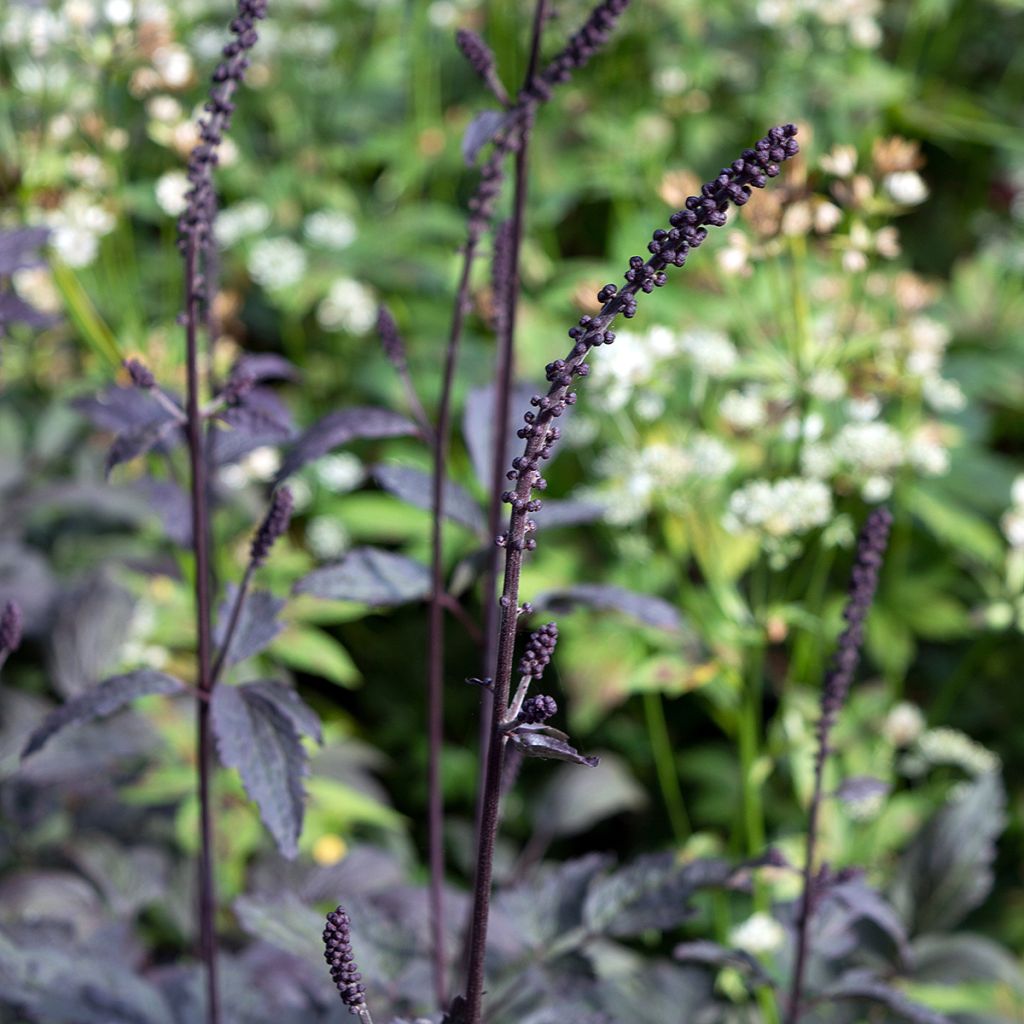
left=373, top=463, right=485, bottom=533
left=889, top=772, right=1005, bottom=935
left=0, top=290, right=56, bottom=331
left=509, top=724, right=599, bottom=768
left=211, top=684, right=307, bottom=858
left=0, top=542, right=57, bottom=634
left=532, top=499, right=607, bottom=531
left=21, top=670, right=185, bottom=759
left=294, top=546, right=430, bottom=605
left=275, top=407, right=419, bottom=482
left=131, top=478, right=192, bottom=546
left=73, top=386, right=178, bottom=434
left=826, top=876, right=911, bottom=967
left=48, top=575, right=136, bottom=697
left=210, top=388, right=296, bottom=465
left=105, top=422, right=174, bottom=476
left=462, top=381, right=538, bottom=491
left=835, top=774, right=890, bottom=805
left=233, top=352, right=301, bottom=383
left=531, top=584, right=682, bottom=631
left=910, top=933, right=1024, bottom=992
left=213, top=587, right=286, bottom=668
left=241, top=680, right=321, bottom=744
left=461, top=109, right=507, bottom=165
left=823, top=971, right=951, bottom=1024
left=0, top=226, right=49, bottom=275
left=673, top=941, right=773, bottom=986
left=583, top=854, right=745, bottom=938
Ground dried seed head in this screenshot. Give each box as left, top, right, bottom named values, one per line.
left=323, top=906, right=367, bottom=1014
left=0, top=601, right=23, bottom=655
left=517, top=621, right=558, bottom=680
left=519, top=694, right=557, bottom=724
left=250, top=486, right=294, bottom=566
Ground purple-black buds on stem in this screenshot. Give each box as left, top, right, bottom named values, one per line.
left=455, top=28, right=509, bottom=106
left=519, top=694, right=557, bottom=724
left=0, top=600, right=23, bottom=657
left=517, top=621, right=558, bottom=680
left=323, top=907, right=371, bottom=1019
left=250, top=487, right=293, bottom=567
left=376, top=305, right=407, bottom=373
left=124, top=358, right=155, bottom=390
left=818, top=506, right=893, bottom=750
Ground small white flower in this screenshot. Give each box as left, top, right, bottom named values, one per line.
left=652, top=66, right=687, bottom=96
left=814, top=200, right=843, bottom=233
left=687, top=434, right=735, bottom=479
left=43, top=193, right=116, bottom=268
left=307, top=516, right=350, bottom=560
left=849, top=15, right=881, bottom=47
left=215, top=200, right=272, bottom=247
left=242, top=446, right=281, bottom=482
left=153, top=44, right=193, bottom=88
left=832, top=421, right=905, bottom=475
left=13, top=268, right=61, bottom=314
left=861, top=475, right=893, bottom=502
left=247, top=237, right=308, bottom=291
left=806, top=369, right=846, bottom=401
left=820, top=144, right=858, bottom=178
left=801, top=443, right=835, bottom=480
left=427, top=0, right=456, bottom=28
left=680, top=328, right=738, bottom=378
left=64, top=0, right=98, bottom=29
left=634, top=392, right=665, bottom=421
left=847, top=395, right=881, bottom=421
left=317, top=277, right=377, bottom=334
left=907, top=431, right=949, bottom=476
left=726, top=477, right=832, bottom=538
left=884, top=170, right=928, bottom=206
left=154, top=169, right=190, bottom=217
left=803, top=412, right=825, bottom=441
left=883, top=702, right=925, bottom=746
left=1001, top=510, right=1024, bottom=548
left=316, top=453, right=364, bottom=492
left=729, top=913, right=785, bottom=956
left=720, top=388, right=767, bottom=431
left=104, top=0, right=133, bottom=24
left=304, top=210, right=357, bottom=251
left=1011, top=475, right=1024, bottom=508
left=842, top=248, right=868, bottom=274
left=922, top=375, right=966, bottom=412
left=916, top=727, right=1000, bottom=777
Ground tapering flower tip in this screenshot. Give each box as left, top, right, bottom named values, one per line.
left=251, top=486, right=294, bottom=566
left=124, top=358, right=155, bottom=390
left=376, top=305, right=406, bottom=371
left=323, top=906, right=367, bottom=1014
left=519, top=694, right=557, bottom=724
left=517, top=621, right=558, bottom=680
left=455, top=28, right=496, bottom=80
left=0, top=601, right=23, bottom=655
left=820, top=505, right=893, bottom=723
left=535, top=0, right=632, bottom=94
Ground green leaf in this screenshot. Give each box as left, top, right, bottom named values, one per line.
left=269, top=625, right=361, bottom=687
left=21, top=670, right=185, bottom=759
left=904, top=483, right=1004, bottom=568
left=50, top=259, right=123, bottom=369
left=211, top=683, right=308, bottom=858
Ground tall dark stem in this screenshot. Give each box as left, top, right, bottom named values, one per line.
left=475, top=0, right=548, bottom=874
left=785, top=506, right=892, bottom=1024
left=184, top=238, right=220, bottom=1024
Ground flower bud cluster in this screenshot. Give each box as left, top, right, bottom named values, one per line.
left=819, top=506, right=893, bottom=744
left=455, top=28, right=508, bottom=105
left=498, top=126, right=799, bottom=560
left=177, top=0, right=268, bottom=277
left=323, top=907, right=367, bottom=1014
left=124, top=358, right=155, bottom=390
left=519, top=693, right=557, bottom=724
left=376, top=305, right=407, bottom=372
left=517, top=621, right=558, bottom=680
left=250, top=486, right=294, bottom=566
left=530, top=0, right=632, bottom=100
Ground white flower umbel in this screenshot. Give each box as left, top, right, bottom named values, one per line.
left=679, top=327, right=738, bottom=378
left=215, top=200, right=272, bottom=247
left=720, top=387, right=767, bottom=431
left=725, top=477, right=832, bottom=538
left=155, top=169, right=190, bottom=217
left=729, top=912, right=785, bottom=956
left=304, top=209, right=357, bottom=250
left=42, top=192, right=116, bottom=268
left=831, top=421, right=905, bottom=476
left=317, top=277, right=376, bottom=334
left=884, top=170, right=928, bottom=206
left=247, top=237, right=308, bottom=291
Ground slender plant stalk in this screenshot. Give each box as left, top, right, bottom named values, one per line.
left=463, top=125, right=800, bottom=1024
left=183, top=237, right=220, bottom=1024
left=474, top=0, right=548, bottom=888
left=785, top=507, right=892, bottom=1024
left=210, top=561, right=254, bottom=685
left=643, top=690, right=691, bottom=843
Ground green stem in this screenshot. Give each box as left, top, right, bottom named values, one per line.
left=643, top=690, right=690, bottom=843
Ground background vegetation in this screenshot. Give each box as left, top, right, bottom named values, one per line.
left=1, top=0, right=1024, bottom=1020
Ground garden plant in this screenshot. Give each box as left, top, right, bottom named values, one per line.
left=0, top=0, right=1022, bottom=1022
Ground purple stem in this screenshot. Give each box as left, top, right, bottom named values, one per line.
left=184, top=237, right=220, bottom=1024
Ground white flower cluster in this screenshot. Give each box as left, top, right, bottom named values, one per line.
left=304, top=210, right=357, bottom=251
left=215, top=200, right=272, bottom=247
left=755, top=0, right=882, bottom=48
left=729, top=912, right=785, bottom=956
left=724, top=477, right=833, bottom=538
left=247, top=237, right=308, bottom=291
left=1000, top=476, right=1024, bottom=549
left=882, top=701, right=925, bottom=747
left=37, top=191, right=116, bottom=268
left=317, top=277, right=376, bottom=334
left=679, top=327, right=739, bottom=378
